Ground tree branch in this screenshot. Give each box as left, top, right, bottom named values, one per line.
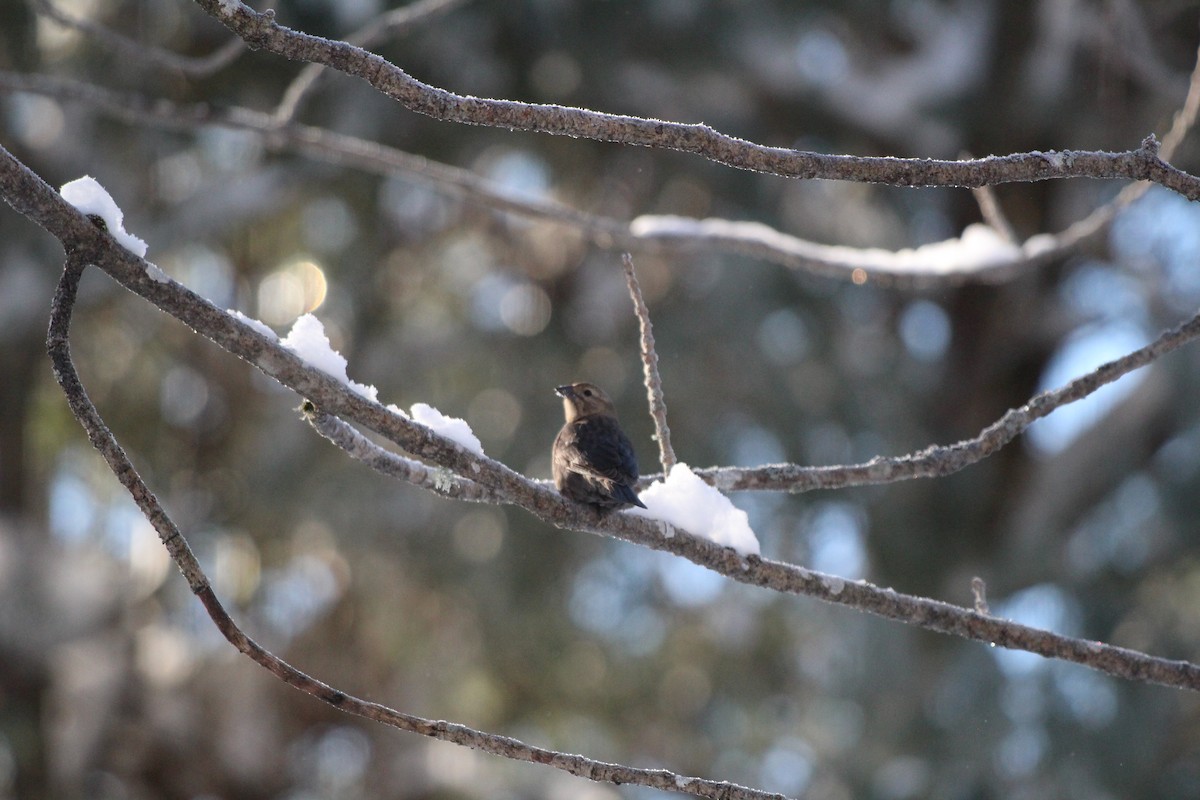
left=193, top=0, right=1200, bottom=197
left=299, top=360, right=1200, bottom=693
left=0, top=72, right=1041, bottom=285
left=8, top=141, right=1200, bottom=694
left=304, top=404, right=505, bottom=503
left=684, top=307, right=1200, bottom=493
left=5, top=65, right=1199, bottom=286
left=43, top=253, right=789, bottom=800
left=33, top=0, right=246, bottom=77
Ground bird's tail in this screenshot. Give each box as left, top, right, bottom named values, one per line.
left=614, top=483, right=647, bottom=509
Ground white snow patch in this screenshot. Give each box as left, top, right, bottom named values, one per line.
left=228, top=310, right=278, bottom=341
left=630, top=215, right=1024, bottom=276
left=1021, top=233, right=1058, bottom=257
left=60, top=176, right=148, bottom=257
left=822, top=575, right=845, bottom=596
left=824, top=222, right=1021, bottom=274
left=280, top=314, right=378, bottom=401
left=409, top=402, right=484, bottom=456
left=631, top=463, right=760, bottom=557
left=145, top=263, right=170, bottom=283
left=216, top=0, right=242, bottom=14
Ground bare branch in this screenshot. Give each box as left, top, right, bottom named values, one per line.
left=684, top=306, right=1200, bottom=493
left=970, top=183, right=1018, bottom=244
left=33, top=0, right=245, bottom=78
left=622, top=253, right=676, bottom=473
left=46, top=252, right=211, bottom=594
left=192, top=0, right=1200, bottom=197
left=1032, top=37, right=1200, bottom=255
left=1160, top=40, right=1200, bottom=160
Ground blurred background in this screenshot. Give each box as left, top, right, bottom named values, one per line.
left=4, top=0, right=1200, bottom=798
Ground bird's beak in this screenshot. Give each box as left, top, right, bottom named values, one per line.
left=555, top=385, right=574, bottom=399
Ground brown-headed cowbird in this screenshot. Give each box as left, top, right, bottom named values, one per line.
left=552, top=382, right=647, bottom=511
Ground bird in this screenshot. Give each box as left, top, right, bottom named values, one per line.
left=552, top=382, right=647, bottom=511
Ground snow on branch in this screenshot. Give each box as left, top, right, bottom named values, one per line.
left=8, top=145, right=1200, bottom=691
left=59, top=176, right=147, bottom=257
left=630, top=216, right=1042, bottom=282
left=8, top=140, right=1200, bottom=800
left=4, top=66, right=1199, bottom=285
left=44, top=254, right=787, bottom=800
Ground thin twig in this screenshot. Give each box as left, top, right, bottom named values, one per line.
left=971, top=184, right=1018, bottom=244
left=960, top=150, right=1017, bottom=243
left=1041, top=36, right=1200, bottom=248
left=622, top=253, right=676, bottom=473
left=1160, top=39, right=1200, bottom=160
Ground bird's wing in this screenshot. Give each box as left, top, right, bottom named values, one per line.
left=564, top=416, right=639, bottom=484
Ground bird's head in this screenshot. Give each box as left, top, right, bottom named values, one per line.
left=556, top=382, right=617, bottom=422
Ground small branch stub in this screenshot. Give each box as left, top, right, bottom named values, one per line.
left=972, top=576, right=990, bottom=615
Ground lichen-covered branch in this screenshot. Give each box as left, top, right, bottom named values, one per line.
left=305, top=405, right=504, bottom=503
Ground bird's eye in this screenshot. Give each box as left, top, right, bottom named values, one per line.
left=583, top=389, right=593, bottom=397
